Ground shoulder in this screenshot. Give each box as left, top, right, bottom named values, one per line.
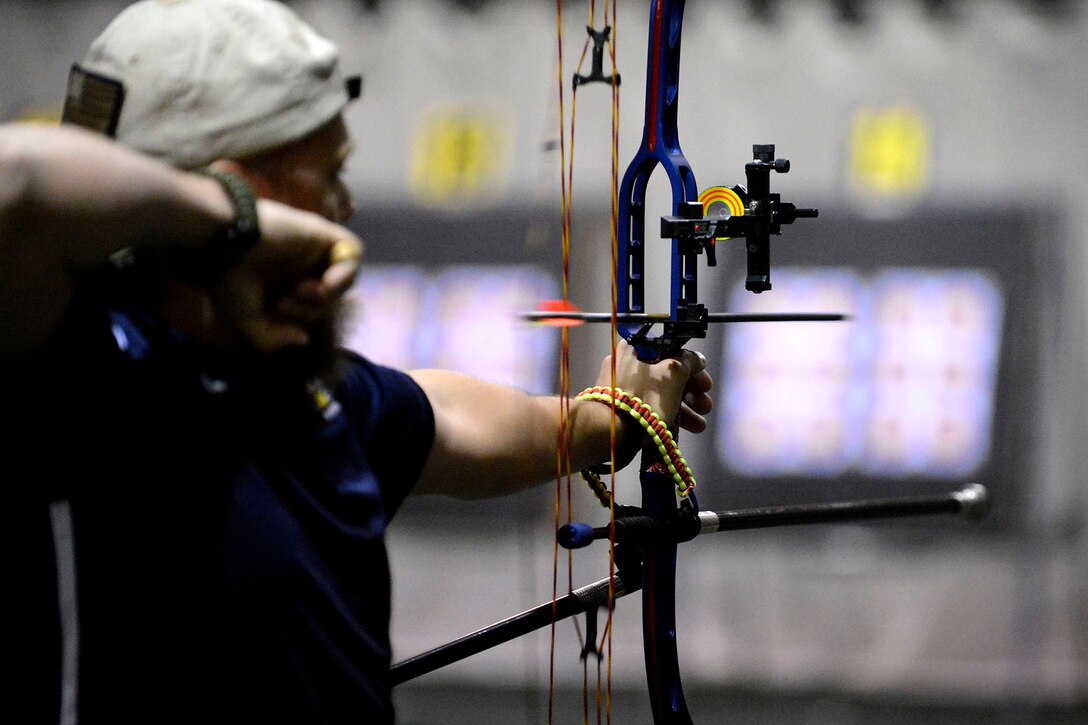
left=334, top=349, right=436, bottom=504
left=335, top=349, right=435, bottom=439
left=337, top=349, right=428, bottom=406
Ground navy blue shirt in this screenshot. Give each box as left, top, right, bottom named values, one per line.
left=9, top=301, right=435, bottom=723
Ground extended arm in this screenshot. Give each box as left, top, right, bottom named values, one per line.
left=410, top=344, right=713, bottom=498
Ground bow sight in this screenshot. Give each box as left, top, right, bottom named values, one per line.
left=661, top=145, right=820, bottom=293
left=632, top=143, right=820, bottom=360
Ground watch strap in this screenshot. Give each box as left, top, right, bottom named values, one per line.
left=168, top=168, right=261, bottom=285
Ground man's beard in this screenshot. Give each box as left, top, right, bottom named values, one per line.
left=266, top=299, right=351, bottom=383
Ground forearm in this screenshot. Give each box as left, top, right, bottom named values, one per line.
left=409, top=344, right=712, bottom=500
left=410, top=370, right=619, bottom=499
left=0, top=123, right=233, bottom=266
left=0, top=123, right=234, bottom=356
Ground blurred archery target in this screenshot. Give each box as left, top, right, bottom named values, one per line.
left=699, top=185, right=746, bottom=241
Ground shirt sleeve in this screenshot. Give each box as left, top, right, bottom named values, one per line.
left=337, top=351, right=436, bottom=518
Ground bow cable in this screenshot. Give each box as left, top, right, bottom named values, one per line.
left=550, top=1, right=623, bottom=722
left=549, top=2, right=571, bottom=722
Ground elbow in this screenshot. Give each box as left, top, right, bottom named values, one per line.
left=412, top=454, right=547, bottom=501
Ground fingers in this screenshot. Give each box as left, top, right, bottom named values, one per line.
left=678, top=348, right=708, bottom=376
left=273, top=264, right=355, bottom=324
left=683, top=387, right=713, bottom=416
left=329, top=238, right=363, bottom=266
left=322, top=249, right=361, bottom=296
left=605, top=340, right=715, bottom=435
left=273, top=263, right=357, bottom=322
left=676, top=350, right=711, bottom=434
left=212, top=201, right=364, bottom=355
left=253, top=199, right=363, bottom=276
left=264, top=229, right=362, bottom=324
left=274, top=282, right=328, bottom=322
left=676, top=405, right=708, bottom=434
left=683, top=364, right=713, bottom=414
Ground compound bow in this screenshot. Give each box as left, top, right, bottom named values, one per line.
left=390, top=3, right=989, bottom=723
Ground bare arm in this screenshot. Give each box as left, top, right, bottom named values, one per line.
left=410, top=343, right=713, bottom=499
left=0, top=123, right=361, bottom=359
left=0, top=123, right=238, bottom=356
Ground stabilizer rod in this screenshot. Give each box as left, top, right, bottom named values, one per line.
left=559, top=484, right=989, bottom=549
left=389, top=573, right=638, bottom=685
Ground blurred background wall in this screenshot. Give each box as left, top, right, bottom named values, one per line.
left=3, top=0, right=1085, bottom=722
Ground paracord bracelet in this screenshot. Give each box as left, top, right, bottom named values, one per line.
left=575, top=386, right=697, bottom=499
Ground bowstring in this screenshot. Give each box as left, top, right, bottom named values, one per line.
left=573, top=9, right=593, bottom=722
left=549, top=1, right=570, bottom=722
left=551, top=1, right=621, bottom=723
left=604, top=3, right=620, bottom=722
left=550, top=0, right=589, bottom=720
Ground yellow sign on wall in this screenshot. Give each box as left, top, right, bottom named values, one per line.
left=849, top=106, right=930, bottom=199
left=13, top=104, right=64, bottom=125
left=410, top=104, right=513, bottom=208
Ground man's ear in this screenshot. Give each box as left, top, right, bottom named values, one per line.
left=207, top=158, right=274, bottom=200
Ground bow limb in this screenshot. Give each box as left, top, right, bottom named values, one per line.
left=641, top=467, right=695, bottom=724
left=618, top=1, right=697, bottom=723
left=618, top=0, right=700, bottom=361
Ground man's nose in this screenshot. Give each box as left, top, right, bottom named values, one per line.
left=337, top=186, right=357, bottom=224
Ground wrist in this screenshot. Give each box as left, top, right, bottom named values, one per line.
left=569, top=392, right=643, bottom=470
left=168, top=168, right=261, bottom=285
left=572, top=386, right=696, bottom=496
left=191, top=172, right=236, bottom=231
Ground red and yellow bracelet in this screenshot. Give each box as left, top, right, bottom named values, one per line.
left=575, top=386, right=697, bottom=500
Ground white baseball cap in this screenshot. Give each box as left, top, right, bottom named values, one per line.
left=64, top=0, right=360, bottom=169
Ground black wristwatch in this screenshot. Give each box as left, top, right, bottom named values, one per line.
left=168, top=168, right=261, bottom=285
left=195, top=167, right=261, bottom=273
